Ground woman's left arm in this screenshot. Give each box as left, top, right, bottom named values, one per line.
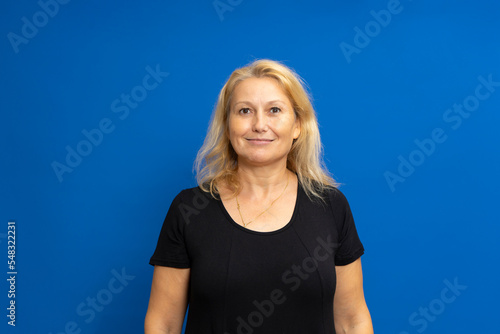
left=334, top=258, right=373, bottom=334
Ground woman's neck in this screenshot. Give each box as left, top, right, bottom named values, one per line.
left=236, top=163, right=293, bottom=198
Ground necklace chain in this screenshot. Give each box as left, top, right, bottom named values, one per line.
left=235, top=174, right=290, bottom=227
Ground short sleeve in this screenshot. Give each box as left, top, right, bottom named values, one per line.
left=149, top=193, right=190, bottom=268
left=328, top=188, right=365, bottom=266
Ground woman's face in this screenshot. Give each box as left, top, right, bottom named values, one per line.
left=228, top=77, right=300, bottom=168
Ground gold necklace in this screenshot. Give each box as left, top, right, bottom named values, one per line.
left=235, top=174, right=290, bottom=227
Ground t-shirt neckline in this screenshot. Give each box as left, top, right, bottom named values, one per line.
left=217, top=181, right=301, bottom=235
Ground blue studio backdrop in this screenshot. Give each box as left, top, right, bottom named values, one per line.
left=1, top=0, right=499, bottom=333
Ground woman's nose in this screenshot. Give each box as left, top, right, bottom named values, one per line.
left=252, top=110, right=268, bottom=132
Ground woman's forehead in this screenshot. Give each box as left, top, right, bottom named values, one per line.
left=231, top=77, right=291, bottom=105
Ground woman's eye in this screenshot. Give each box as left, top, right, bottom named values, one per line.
left=270, top=107, right=281, bottom=114
left=239, top=108, right=251, bottom=114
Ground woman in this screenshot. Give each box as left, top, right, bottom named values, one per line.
left=145, top=59, right=373, bottom=334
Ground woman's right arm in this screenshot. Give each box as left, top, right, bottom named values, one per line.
left=145, top=266, right=190, bottom=334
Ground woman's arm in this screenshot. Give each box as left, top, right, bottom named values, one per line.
left=334, top=258, right=373, bottom=334
left=145, top=266, right=190, bottom=334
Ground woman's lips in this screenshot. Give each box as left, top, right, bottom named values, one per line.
left=246, top=138, right=274, bottom=144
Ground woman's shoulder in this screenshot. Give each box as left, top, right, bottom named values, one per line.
left=170, top=185, right=215, bottom=206
left=298, top=180, right=346, bottom=200
left=298, top=182, right=351, bottom=211
left=325, top=186, right=349, bottom=203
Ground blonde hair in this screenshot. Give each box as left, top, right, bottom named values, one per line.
left=194, top=59, right=337, bottom=199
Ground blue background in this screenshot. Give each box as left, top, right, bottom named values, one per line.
left=1, top=0, right=499, bottom=333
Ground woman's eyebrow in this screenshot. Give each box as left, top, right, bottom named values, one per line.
left=266, top=100, right=287, bottom=105
left=233, top=101, right=253, bottom=106
left=233, top=99, right=287, bottom=106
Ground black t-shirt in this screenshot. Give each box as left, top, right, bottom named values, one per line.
left=150, top=182, right=364, bottom=334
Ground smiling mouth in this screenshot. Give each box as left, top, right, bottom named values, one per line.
left=246, top=138, right=274, bottom=142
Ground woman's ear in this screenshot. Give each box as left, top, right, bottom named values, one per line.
left=293, top=117, right=301, bottom=140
